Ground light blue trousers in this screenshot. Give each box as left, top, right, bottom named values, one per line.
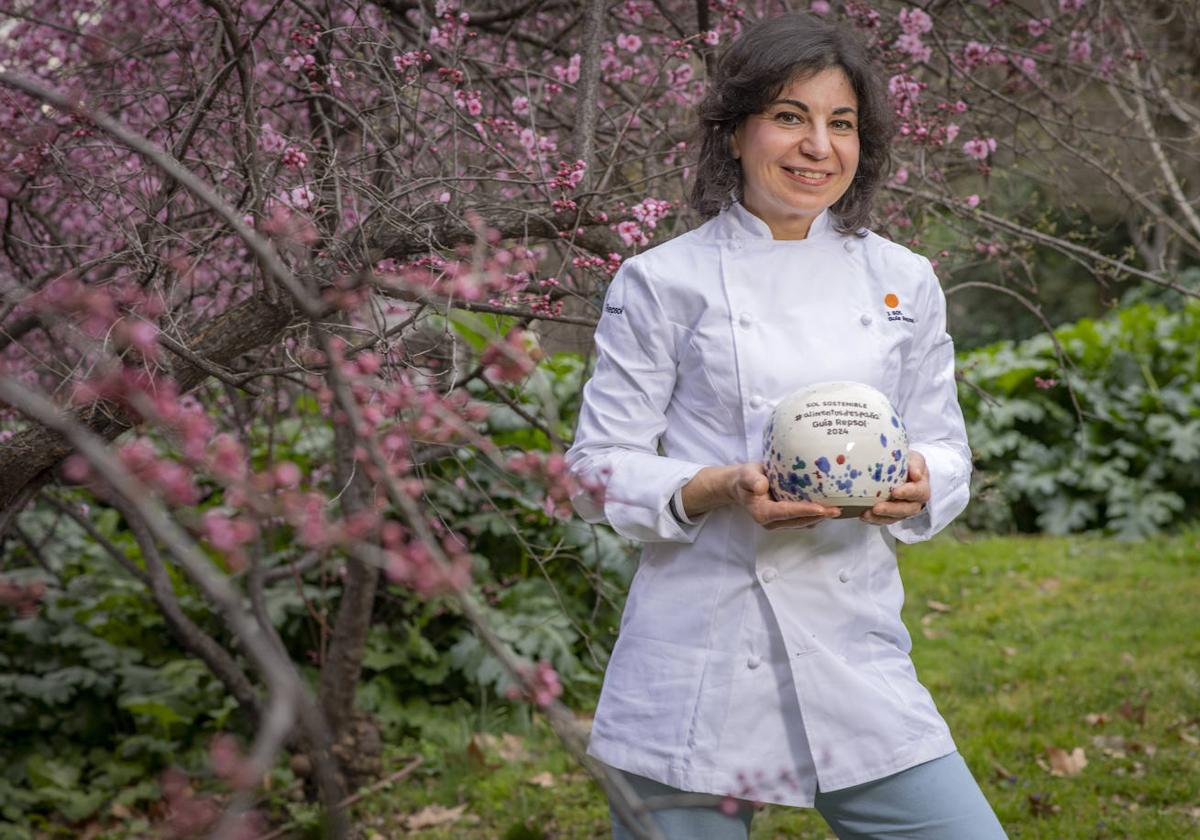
left=609, top=752, right=1008, bottom=840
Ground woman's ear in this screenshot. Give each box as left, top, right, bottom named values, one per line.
left=730, top=129, right=741, bottom=160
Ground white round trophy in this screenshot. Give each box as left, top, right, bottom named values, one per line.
left=763, top=381, right=909, bottom=516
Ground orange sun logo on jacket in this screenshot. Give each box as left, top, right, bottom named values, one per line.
left=884, top=293, right=900, bottom=309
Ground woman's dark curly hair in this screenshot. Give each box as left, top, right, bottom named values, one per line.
left=690, top=13, right=895, bottom=234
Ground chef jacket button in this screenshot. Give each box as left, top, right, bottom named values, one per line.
left=838, top=569, right=851, bottom=583
left=749, top=394, right=764, bottom=409
left=761, top=567, right=778, bottom=583
left=746, top=655, right=762, bottom=670
left=860, top=313, right=872, bottom=326
left=738, top=312, right=754, bottom=329
left=843, top=239, right=855, bottom=253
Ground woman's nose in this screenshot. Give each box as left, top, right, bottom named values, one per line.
left=799, top=125, right=831, bottom=160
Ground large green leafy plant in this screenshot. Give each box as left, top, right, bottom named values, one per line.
left=958, top=296, right=1200, bottom=538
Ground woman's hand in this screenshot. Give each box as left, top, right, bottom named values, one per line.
left=859, top=450, right=930, bottom=526
left=681, top=463, right=840, bottom=530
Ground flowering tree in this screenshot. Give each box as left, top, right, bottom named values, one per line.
left=0, top=0, right=1196, bottom=834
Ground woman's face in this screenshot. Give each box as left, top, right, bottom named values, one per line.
left=731, top=68, right=861, bottom=240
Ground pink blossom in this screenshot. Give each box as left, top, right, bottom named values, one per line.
left=894, top=32, right=932, bottom=64
left=962, top=137, right=997, bottom=161
left=554, top=54, right=581, bottom=85
left=481, top=330, right=541, bottom=383
left=122, top=320, right=160, bottom=357
left=1026, top=18, right=1051, bottom=37
left=891, top=167, right=908, bottom=185
left=273, top=461, right=302, bottom=488
left=701, top=29, right=721, bottom=45
left=512, top=95, right=530, bottom=115
left=281, top=185, right=317, bottom=210
left=898, top=8, right=933, bottom=35
left=669, top=64, right=693, bottom=86
left=258, top=123, right=287, bottom=154
left=631, top=197, right=670, bottom=229
left=281, top=147, right=307, bottom=169
left=393, top=50, right=429, bottom=72
left=505, top=660, right=563, bottom=707
left=615, top=220, right=649, bottom=247
left=1035, top=376, right=1058, bottom=389
left=961, top=41, right=992, bottom=69
left=809, top=1, right=830, bottom=15
left=282, top=51, right=315, bottom=73
left=616, top=33, right=642, bottom=53
left=888, top=74, right=922, bottom=116
left=1069, top=30, right=1092, bottom=62
left=945, top=123, right=960, bottom=143
left=965, top=194, right=981, bottom=208
left=438, top=191, right=451, bottom=203
left=453, top=88, right=483, bottom=116
left=1059, top=0, right=1085, bottom=12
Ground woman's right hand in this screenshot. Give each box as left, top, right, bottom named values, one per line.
left=682, top=463, right=841, bottom=529
left=727, top=462, right=841, bottom=530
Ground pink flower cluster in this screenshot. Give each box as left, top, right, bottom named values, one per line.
left=506, top=451, right=584, bottom=520
left=505, top=660, right=563, bottom=707
left=0, top=579, right=46, bottom=617
left=616, top=33, right=642, bottom=53
left=1068, top=30, right=1092, bottom=62
left=1027, top=18, right=1052, bottom=37
left=613, top=197, right=670, bottom=247
left=553, top=54, right=582, bottom=85
left=481, top=329, right=542, bottom=384
left=894, top=8, right=934, bottom=63
left=161, top=766, right=263, bottom=840
left=962, top=137, right=997, bottom=161
left=393, top=50, right=431, bottom=73
left=281, top=147, right=308, bottom=169
left=453, top=88, right=483, bottom=116
left=551, top=159, right=587, bottom=192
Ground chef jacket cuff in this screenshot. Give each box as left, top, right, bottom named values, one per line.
left=668, top=485, right=695, bottom=525
left=570, top=451, right=711, bottom=543
left=886, top=444, right=970, bottom=544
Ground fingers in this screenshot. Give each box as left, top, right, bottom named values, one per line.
left=889, top=480, right=929, bottom=504
left=907, top=450, right=927, bottom=481
left=747, top=498, right=840, bottom=527
left=764, top=516, right=830, bottom=531
left=860, top=499, right=924, bottom=526
left=734, top=463, right=770, bottom=496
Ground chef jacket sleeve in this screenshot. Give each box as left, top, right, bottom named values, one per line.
left=565, top=258, right=713, bottom=543
left=887, top=257, right=972, bottom=544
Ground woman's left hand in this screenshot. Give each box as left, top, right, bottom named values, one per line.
left=859, top=450, right=930, bottom=526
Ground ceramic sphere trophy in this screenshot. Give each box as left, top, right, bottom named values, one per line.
left=763, top=381, right=909, bottom=517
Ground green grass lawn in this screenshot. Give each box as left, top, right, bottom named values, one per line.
left=357, top=532, right=1200, bottom=839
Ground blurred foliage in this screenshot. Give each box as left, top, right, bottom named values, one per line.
left=958, top=293, right=1200, bottom=538
left=0, top=506, right=236, bottom=833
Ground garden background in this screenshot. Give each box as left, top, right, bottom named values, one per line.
left=0, top=0, right=1197, bottom=837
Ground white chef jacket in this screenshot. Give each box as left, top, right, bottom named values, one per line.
left=565, top=202, right=972, bottom=807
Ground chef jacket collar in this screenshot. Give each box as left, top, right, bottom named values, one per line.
left=719, top=201, right=837, bottom=243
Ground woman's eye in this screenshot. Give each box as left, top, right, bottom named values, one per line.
left=832, top=119, right=856, bottom=131
left=775, top=112, right=803, bottom=124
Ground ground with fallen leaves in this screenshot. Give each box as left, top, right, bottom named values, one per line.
left=352, top=532, right=1199, bottom=839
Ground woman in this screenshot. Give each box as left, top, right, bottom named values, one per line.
left=565, top=13, right=1007, bottom=840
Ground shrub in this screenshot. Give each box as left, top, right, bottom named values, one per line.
left=957, top=298, right=1200, bottom=538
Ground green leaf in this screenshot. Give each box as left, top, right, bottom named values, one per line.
left=24, top=755, right=79, bottom=790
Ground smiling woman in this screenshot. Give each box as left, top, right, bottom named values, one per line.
left=731, top=69, right=861, bottom=239
left=566, top=11, right=1007, bottom=840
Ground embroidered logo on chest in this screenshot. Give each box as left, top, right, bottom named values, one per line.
left=883, top=293, right=915, bottom=324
